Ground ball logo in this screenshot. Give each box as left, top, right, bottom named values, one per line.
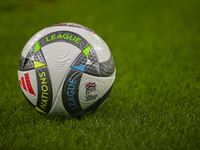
left=86, top=82, right=97, bottom=101
left=19, top=73, right=35, bottom=96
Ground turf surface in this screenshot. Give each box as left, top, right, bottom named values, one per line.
left=0, top=0, right=200, bottom=149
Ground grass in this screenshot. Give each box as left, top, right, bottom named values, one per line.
left=0, top=0, right=200, bottom=149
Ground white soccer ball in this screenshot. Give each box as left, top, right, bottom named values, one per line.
left=18, top=23, right=116, bottom=116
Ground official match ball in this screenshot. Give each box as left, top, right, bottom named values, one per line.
left=18, top=23, right=116, bottom=116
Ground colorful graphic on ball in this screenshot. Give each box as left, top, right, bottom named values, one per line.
left=86, top=82, right=98, bottom=101
left=86, top=82, right=96, bottom=95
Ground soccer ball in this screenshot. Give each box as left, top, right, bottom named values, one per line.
left=18, top=23, right=116, bottom=116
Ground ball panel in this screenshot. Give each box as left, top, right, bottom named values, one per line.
left=99, top=54, right=116, bottom=77
left=48, top=96, right=69, bottom=116
left=71, top=52, right=87, bottom=66
left=62, top=68, right=84, bottom=116
left=34, top=49, right=47, bottom=65
left=84, top=64, right=100, bottom=76
left=78, top=72, right=115, bottom=110
left=42, top=42, right=81, bottom=99
left=71, top=45, right=101, bottom=77
left=84, top=83, right=114, bottom=113
left=35, top=66, right=53, bottom=114
left=83, top=45, right=100, bottom=76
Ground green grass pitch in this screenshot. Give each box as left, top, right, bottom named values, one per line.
left=0, top=0, right=200, bottom=149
